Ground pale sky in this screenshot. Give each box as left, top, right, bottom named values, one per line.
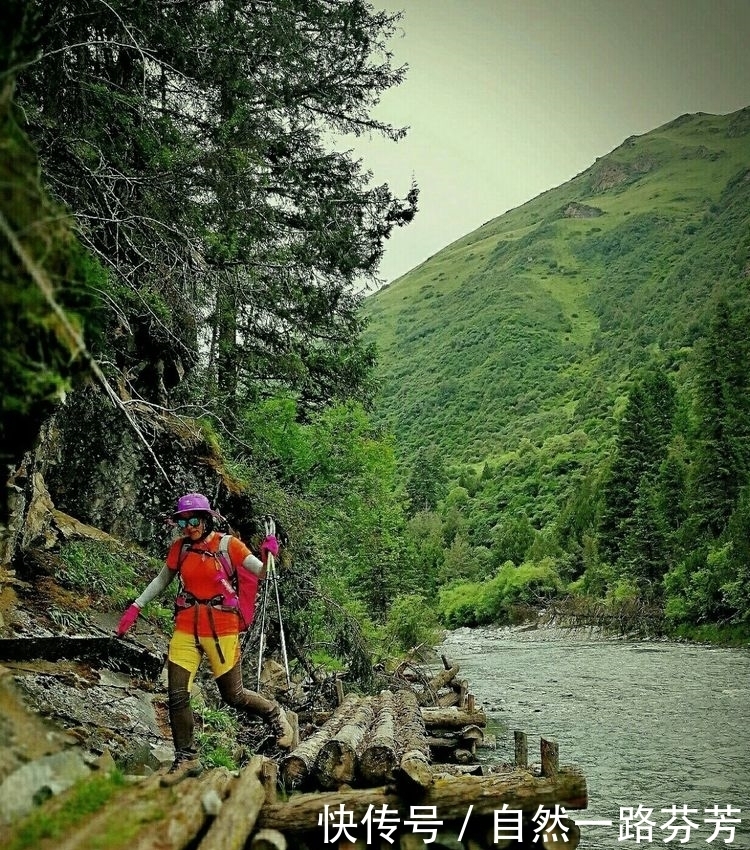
left=350, top=0, right=750, bottom=288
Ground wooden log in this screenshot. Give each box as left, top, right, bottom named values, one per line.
left=335, top=677, right=345, bottom=706
left=540, top=737, right=559, bottom=777
left=257, top=767, right=588, bottom=832
left=454, top=748, right=475, bottom=765
left=261, top=759, right=278, bottom=805
left=286, top=709, right=300, bottom=751
left=431, top=763, right=483, bottom=777
left=421, top=706, right=487, bottom=728
left=399, top=749, right=432, bottom=791
left=467, top=693, right=475, bottom=713
left=251, top=829, right=287, bottom=850
left=0, top=635, right=165, bottom=679
left=315, top=696, right=376, bottom=789
left=458, top=724, right=484, bottom=744
left=281, top=693, right=360, bottom=789
left=130, top=770, right=234, bottom=850
left=197, top=756, right=266, bottom=850
left=427, top=663, right=460, bottom=692
left=426, top=735, right=457, bottom=749
left=394, top=689, right=432, bottom=792
left=48, top=770, right=233, bottom=850
left=358, top=690, right=398, bottom=785
left=514, top=730, right=528, bottom=768
left=436, top=689, right=460, bottom=708
left=454, top=678, right=468, bottom=708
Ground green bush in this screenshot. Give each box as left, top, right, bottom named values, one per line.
left=438, top=558, right=562, bottom=627
left=383, top=594, right=440, bottom=652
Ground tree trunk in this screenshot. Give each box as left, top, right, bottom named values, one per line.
left=315, top=696, right=376, bottom=789
left=280, top=693, right=360, bottom=790
left=358, top=690, right=397, bottom=785
left=420, top=706, right=487, bottom=728
left=257, top=768, right=588, bottom=832
left=197, top=756, right=266, bottom=850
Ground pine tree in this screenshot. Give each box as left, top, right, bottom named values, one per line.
left=598, top=365, right=676, bottom=568
left=691, top=300, right=750, bottom=537
left=15, top=0, right=418, bottom=410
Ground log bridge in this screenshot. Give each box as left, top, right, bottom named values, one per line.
left=11, top=656, right=587, bottom=850
left=173, top=657, right=586, bottom=849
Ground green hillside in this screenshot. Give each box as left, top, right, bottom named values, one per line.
left=364, top=107, right=750, bottom=481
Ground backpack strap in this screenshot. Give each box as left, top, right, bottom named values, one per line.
left=218, top=533, right=234, bottom=578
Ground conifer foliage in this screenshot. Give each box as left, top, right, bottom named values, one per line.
left=15, top=0, right=418, bottom=410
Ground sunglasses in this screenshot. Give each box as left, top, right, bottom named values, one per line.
left=177, top=517, right=203, bottom=528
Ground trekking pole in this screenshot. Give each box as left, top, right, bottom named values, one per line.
left=265, top=515, right=291, bottom=686
left=255, top=580, right=269, bottom=691
left=255, top=526, right=271, bottom=690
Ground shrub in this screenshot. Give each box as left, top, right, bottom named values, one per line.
left=438, top=558, right=562, bottom=627
left=383, top=594, right=441, bottom=653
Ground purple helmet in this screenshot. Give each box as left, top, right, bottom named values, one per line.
left=173, top=493, right=225, bottom=521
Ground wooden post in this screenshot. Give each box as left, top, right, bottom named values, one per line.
left=335, top=677, right=345, bottom=706
left=540, top=737, right=559, bottom=777
left=514, top=730, right=528, bottom=768
left=466, top=694, right=475, bottom=713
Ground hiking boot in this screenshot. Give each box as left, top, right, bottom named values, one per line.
left=159, top=750, right=203, bottom=787
left=270, top=707, right=294, bottom=749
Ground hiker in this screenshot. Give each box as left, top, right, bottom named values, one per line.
left=116, top=492, right=293, bottom=779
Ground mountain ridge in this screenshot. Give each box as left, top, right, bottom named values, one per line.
left=363, top=106, right=750, bottom=488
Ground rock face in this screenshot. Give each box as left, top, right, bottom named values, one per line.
left=561, top=202, right=603, bottom=219
left=7, top=384, right=255, bottom=558
left=0, top=748, right=91, bottom=823
left=588, top=156, right=657, bottom=192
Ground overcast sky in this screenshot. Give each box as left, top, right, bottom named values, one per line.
left=349, top=0, right=750, bottom=288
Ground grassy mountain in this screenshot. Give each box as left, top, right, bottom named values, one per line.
left=363, top=107, right=750, bottom=525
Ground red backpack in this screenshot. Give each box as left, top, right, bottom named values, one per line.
left=176, top=534, right=258, bottom=631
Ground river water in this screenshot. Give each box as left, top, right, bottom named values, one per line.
left=437, top=626, right=750, bottom=849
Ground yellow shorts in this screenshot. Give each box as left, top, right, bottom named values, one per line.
left=168, top=630, right=240, bottom=689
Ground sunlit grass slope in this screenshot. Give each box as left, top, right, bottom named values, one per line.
left=363, top=108, right=750, bottom=482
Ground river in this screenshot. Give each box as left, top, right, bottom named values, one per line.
left=437, top=625, right=750, bottom=849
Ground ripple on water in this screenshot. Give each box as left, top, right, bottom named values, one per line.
left=438, top=626, right=750, bottom=850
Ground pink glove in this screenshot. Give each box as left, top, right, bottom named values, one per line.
left=260, top=534, right=279, bottom=561
left=116, top=603, right=140, bottom=636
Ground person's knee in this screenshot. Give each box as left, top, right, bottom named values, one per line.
left=168, top=662, right=192, bottom=711
left=168, top=686, right=191, bottom=711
